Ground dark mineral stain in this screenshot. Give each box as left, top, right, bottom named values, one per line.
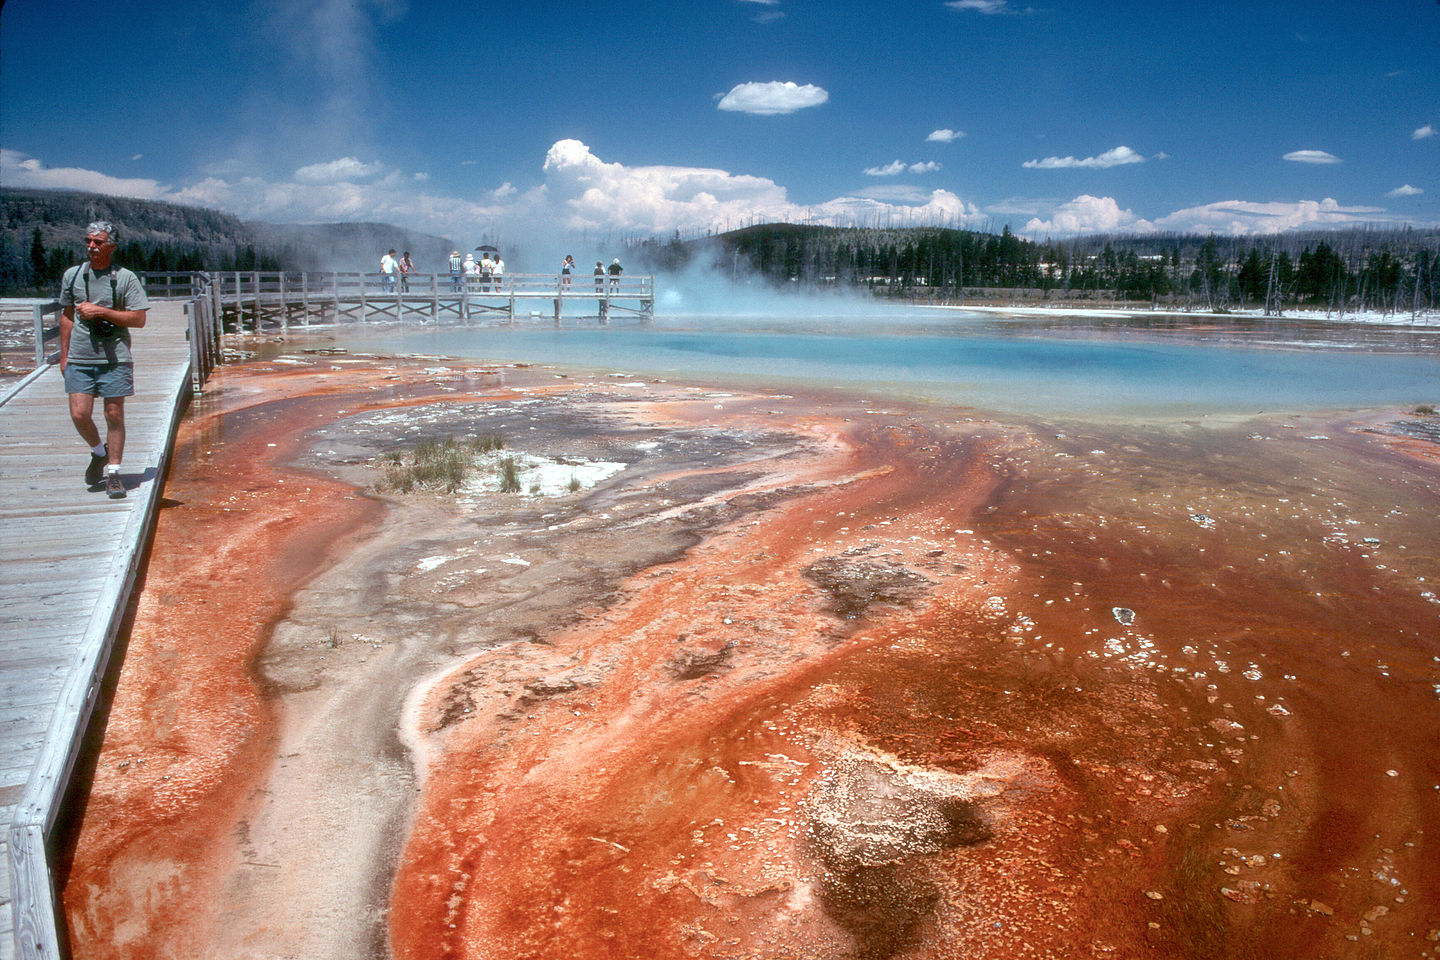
left=803, top=556, right=934, bottom=620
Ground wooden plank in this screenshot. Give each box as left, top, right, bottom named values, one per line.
left=2, top=300, right=194, bottom=960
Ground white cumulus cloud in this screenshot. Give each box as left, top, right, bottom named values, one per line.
left=540, top=140, right=979, bottom=233
left=1023, top=195, right=1154, bottom=236
left=927, top=129, right=965, bottom=143
left=1387, top=184, right=1423, bottom=197
left=1023, top=146, right=1145, bottom=170
left=1413, top=124, right=1436, bottom=140
left=716, top=81, right=828, bottom=115
left=1283, top=149, right=1341, bottom=164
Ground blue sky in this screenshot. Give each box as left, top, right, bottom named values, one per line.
left=2, top=0, right=1436, bottom=242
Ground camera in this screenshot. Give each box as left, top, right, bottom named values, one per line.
left=84, top=316, right=116, bottom=336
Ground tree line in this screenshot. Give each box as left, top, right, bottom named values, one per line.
left=633, top=223, right=1440, bottom=315
left=0, top=189, right=451, bottom=296
left=0, top=188, right=283, bottom=295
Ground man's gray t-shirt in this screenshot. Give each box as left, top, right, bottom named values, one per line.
left=59, top=264, right=149, bottom=364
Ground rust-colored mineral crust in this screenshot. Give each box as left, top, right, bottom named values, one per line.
left=61, top=358, right=1440, bottom=960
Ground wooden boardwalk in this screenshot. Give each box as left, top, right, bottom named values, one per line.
left=0, top=301, right=196, bottom=960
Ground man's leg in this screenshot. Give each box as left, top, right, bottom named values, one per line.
left=102, top=396, right=126, bottom=466
left=69, top=391, right=102, bottom=447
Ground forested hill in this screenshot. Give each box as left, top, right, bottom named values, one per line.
left=630, top=222, right=1440, bottom=314
left=0, top=188, right=456, bottom=294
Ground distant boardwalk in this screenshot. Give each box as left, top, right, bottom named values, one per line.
left=1, top=300, right=215, bottom=960
left=143, top=270, right=657, bottom=329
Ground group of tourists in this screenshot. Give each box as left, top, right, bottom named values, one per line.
left=381, top=248, right=625, bottom=295
left=445, top=249, right=506, bottom=292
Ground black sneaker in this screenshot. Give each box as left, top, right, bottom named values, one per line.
left=85, top=452, right=107, bottom=486
left=105, top=472, right=126, bottom=499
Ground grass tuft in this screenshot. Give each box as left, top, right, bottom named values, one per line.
left=498, top=456, right=522, bottom=493
left=377, top=433, right=504, bottom=494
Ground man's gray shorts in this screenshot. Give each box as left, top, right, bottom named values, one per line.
left=63, top=362, right=135, bottom=398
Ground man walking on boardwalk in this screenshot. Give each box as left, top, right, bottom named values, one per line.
left=59, top=220, right=149, bottom=499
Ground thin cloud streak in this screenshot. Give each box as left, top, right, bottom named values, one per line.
left=1023, top=146, right=1145, bottom=169
left=1283, top=149, right=1342, bottom=164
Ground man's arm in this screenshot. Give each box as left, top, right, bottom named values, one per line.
left=59, top=306, right=75, bottom=370
left=74, top=301, right=147, bottom=328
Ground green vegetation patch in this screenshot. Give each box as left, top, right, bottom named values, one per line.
left=377, top=433, right=504, bottom=494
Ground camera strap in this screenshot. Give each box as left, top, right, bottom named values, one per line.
left=70, top=264, right=119, bottom=309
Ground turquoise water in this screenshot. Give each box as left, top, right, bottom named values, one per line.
left=311, top=312, right=1440, bottom=419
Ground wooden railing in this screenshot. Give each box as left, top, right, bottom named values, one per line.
left=31, top=301, right=61, bottom=369
left=141, top=271, right=655, bottom=299
left=184, top=287, right=223, bottom=393
left=138, top=271, right=656, bottom=328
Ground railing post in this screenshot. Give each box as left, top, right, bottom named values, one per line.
left=431, top=273, right=439, bottom=321
left=252, top=271, right=261, bottom=332
left=32, top=303, right=47, bottom=368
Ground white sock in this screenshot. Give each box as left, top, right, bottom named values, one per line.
left=91, top=443, right=108, bottom=457
left=105, top=464, right=120, bottom=475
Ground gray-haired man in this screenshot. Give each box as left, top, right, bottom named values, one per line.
left=59, top=221, right=149, bottom=499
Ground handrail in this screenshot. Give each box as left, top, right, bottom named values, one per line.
left=137, top=270, right=656, bottom=329
left=143, top=270, right=654, bottom=298
left=32, top=300, right=62, bottom=369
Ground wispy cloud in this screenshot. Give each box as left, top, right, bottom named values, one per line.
left=864, top=160, right=941, bottom=176
left=716, top=81, right=828, bottom=115
left=0, top=149, right=170, bottom=199
left=945, top=0, right=1014, bottom=13
left=1283, top=149, right=1342, bottom=164
left=293, top=157, right=386, bottom=184
left=1155, top=198, right=1389, bottom=234
left=1023, top=146, right=1145, bottom=170
left=1413, top=124, right=1437, bottom=140
left=1387, top=184, right=1423, bottom=197
left=738, top=0, right=784, bottom=21
left=926, top=129, right=965, bottom=143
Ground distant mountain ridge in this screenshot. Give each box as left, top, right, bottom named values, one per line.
left=0, top=187, right=459, bottom=293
